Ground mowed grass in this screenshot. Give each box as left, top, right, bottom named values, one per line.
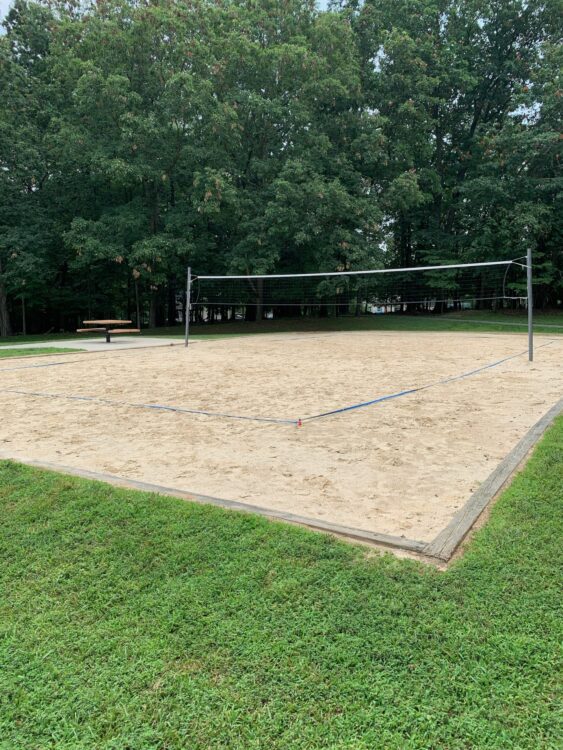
left=1, top=310, right=561, bottom=347
left=0, top=419, right=562, bottom=749
left=152, top=310, right=563, bottom=338
left=0, top=347, right=82, bottom=359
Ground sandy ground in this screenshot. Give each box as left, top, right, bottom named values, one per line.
left=0, top=331, right=560, bottom=542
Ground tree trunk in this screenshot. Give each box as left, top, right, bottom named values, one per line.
left=0, top=262, right=12, bottom=337
left=355, top=293, right=362, bottom=316
left=149, top=290, right=157, bottom=328
left=256, top=278, right=264, bottom=322
left=135, top=280, right=141, bottom=328
left=167, top=277, right=176, bottom=326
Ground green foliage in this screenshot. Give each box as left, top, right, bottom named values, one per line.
left=0, top=417, right=561, bottom=748
left=0, top=0, right=561, bottom=336
left=0, top=309, right=561, bottom=344
left=354, top=0, right=562, bottom=298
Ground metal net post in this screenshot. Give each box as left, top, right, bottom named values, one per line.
left=527, top=247, right=533, bottom=361
left=184, top=266, right=192, bottom=347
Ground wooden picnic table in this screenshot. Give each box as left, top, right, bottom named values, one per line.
left=77, top=320, right=140, bottom=343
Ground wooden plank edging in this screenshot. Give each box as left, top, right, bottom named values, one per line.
left=1, top=396, right=561, bottom=562
left=0, top=454, right=427, bottom=555
left=423, top=397, right=563, bottom=561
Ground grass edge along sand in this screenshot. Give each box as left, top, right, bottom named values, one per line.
left=0, top=347, right=83, bottom=359
left=0, top=417, right=561, bottom=749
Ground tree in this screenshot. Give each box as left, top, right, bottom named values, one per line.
left=351, top=0, right=562, bottom=307
left=0, top=0, right=560, bottom=333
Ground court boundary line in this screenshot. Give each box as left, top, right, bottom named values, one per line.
left=0, top=388, right=296, bottom=425
left=0, top=361, right=76, bottom=372
left=0, top=397, right=561, bottom=563
left=302, top=340, right=557, bottom=422
left=2, top=339, right=557, bottom=426
left=0, top=339, right=184, bottom=362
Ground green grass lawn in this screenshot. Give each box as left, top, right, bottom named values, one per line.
left=0, top=347, right=83, bottom=359
left=0, top=333, right=104, bottom=347
left=147, top=310, right=563, bottom=338
left=0, top=419, right=561, bottom=749
left=1, top=310, right=561, bottom=347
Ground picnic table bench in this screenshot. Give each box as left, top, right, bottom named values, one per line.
left=77, top=320, right=141, bottom=343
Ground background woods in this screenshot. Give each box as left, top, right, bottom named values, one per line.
left=0, top=0, right=561, bottom=335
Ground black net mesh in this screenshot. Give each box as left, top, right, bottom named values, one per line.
left=193, top=262, right=525, bottom=314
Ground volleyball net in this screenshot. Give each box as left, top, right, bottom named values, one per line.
left=190, top=259, right=526, bottom=315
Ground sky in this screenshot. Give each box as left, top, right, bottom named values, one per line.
left=0, top=0, right=331, bottom=24
left=0, top=0, right=10, bottom=22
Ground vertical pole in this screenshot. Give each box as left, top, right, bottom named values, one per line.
left=184, top=266, right=191, bottom=347
left=134, top=279, right=141, bottom=330
left=527, top=246, right=533, bottom=362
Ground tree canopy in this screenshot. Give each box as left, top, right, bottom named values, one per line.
left=0, top=0, right=561, bottom=334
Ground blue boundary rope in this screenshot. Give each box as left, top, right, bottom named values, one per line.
left=0, top=341, right=557, bottom=427
left=301, top=341, right=556, bottom=423
left=0, top=361, right=73, bottom=372
left=1, top=388, right=297, bottom=425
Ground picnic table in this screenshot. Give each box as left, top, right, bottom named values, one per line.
left=77, top=320, right=141, bottom=343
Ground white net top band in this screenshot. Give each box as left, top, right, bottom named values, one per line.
left=196, top=260, right=513, bottom=280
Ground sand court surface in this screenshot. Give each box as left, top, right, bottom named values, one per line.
left=0, top=330, right=561, bottom=544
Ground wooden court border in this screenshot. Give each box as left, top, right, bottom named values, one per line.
left=1, top=396, right=561, bottom=563
left=424, top=396, right=563, bottom=559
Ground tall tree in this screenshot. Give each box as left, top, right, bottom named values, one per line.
left=351, top=0, right=562, bottom=294
left=1, top=0, right=560, bottom=333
